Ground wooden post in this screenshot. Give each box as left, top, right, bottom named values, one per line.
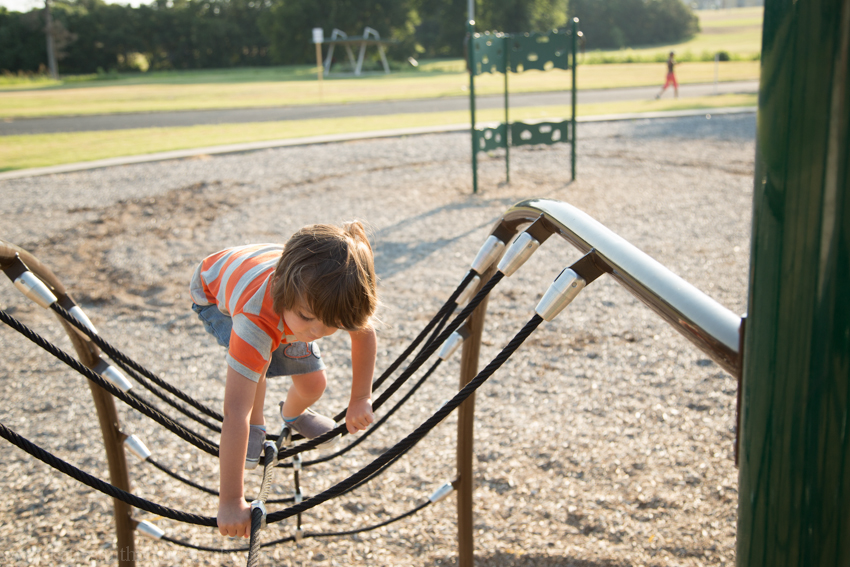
left=0, top=243, right=135, bottom=565
left=456, top=267, right=494, bottom=567
left=312, top=28, right=324, bottom=99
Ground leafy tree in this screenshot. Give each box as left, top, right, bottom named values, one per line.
left=568, top=0, right=698, bottom=50
left=0, top=8, right=48, bottom=72
left=411, top=0, right=568, bottom=59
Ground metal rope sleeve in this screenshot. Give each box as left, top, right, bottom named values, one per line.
left=0, top=309, right=220, bottom=457
left=276, top=272, right=505, bottom=460
left=267, top=313, right=543, bottom=524
left=159, top=500, right=431, bottom=553
left=0, top=421, right=217, bottom=526
left=50, top=303, right=224, bottom=423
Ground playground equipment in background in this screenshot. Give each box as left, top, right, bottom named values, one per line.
left=467, top=18, right=581, bottom=193
left=317, top=27, right=394, bottom=76
left=0, top=0, right=846, bottom=561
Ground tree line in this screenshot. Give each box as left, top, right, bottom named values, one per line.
left=0, top=0, right=698, bottom=75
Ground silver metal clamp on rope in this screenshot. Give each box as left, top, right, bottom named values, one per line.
left=13, top=271, right=57, bottom=308
left=136, top=520, right=165, bottom=540
left=263, top=440, right=279, bottom=467
left=438, top=325, right=470, bottom=361
left=455, top=275, right=481, bottom=306
left=535, top=268, right=586, bottom=321
left=250, top=500, right=267, bottom=530
left=66, top=304, right=98, bottom=335
left=123, top=434, right=152, bottom=461
left=93, top=359, right=134, bottom=392
left=498, top=232, right=541, bottom=277
left=470, top=235, right=506, bottom=275
left=428, top=482, right=455, bottom=503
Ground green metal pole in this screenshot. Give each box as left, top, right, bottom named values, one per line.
left=504, top=34, right=510, bottom=184
left=570, top=17, right=578, bottom=181
left=737, top=0, right=849, bottom=564
left=468, top=20, right=478, bottom=194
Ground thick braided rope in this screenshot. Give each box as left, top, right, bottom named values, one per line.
left=0, top=421, right=217, bottom=526
left=267, top=313, right=542, bottom=523
left=0, top=313, right=541, bottom=532
left=50, top=303, right=224, bottom=423
left=0, top=309, right=220, bottom=457
left=276, top=272, right=505, bottom=460
left=160, top=500, right=430, bottom=553
left=300, top=360, right=441, bottom=467
left=247, top=507, right=264, bottom=566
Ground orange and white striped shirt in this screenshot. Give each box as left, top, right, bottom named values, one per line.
left=189, top=244, right=297, bottom=382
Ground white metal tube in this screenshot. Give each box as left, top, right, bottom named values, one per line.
left=470, top=235, right=506, bottom=275
left=94, top=359, right=134, bottom=392
left=123, top=434, right=151, bottom=461
left=535, top=268, right=586, bottom=321
left=497, top=232, right=540, bottom=277
left=13, top=272, right=57, bottom=308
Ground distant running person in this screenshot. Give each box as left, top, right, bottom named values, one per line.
left=656, top=51, right=678, bottom=99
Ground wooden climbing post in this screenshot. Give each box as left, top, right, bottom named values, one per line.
left=456, top=266, right=494, bottom=567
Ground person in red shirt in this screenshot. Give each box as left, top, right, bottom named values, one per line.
left=189, top=222, right=378, bottom=539
left=656, top=51, right=679, bottom=99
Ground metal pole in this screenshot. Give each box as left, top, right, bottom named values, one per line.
left=504, top=35, right=510, bottom=184
left=737, top=0, right=850, bottom=563
left=456, top=266, right=494, bottom=567
left=44, top=0, right=58, bottom=79
left=468, top=20, right=478, bottom=194
left=570, top=18, right=578, bottom=181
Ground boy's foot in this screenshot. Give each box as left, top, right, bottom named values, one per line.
left=245, top=424, right=266, bottom=470
left=280, top=404, right=336, bottom=440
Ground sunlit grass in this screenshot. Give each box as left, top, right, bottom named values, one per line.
left=0, top=61, right=759, bottom=119
left=0, top=93, right=755, bottom=172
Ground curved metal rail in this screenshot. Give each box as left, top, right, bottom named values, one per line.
left=500, top=198, right=743, bottom=375
left=455, top=198, right=743, bottom=566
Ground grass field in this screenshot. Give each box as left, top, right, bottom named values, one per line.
left=0, top=7, right=762, bottom=172
left=0, top=94, right=756, bottom=172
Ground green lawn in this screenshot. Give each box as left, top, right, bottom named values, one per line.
left=0, top=7, right=762, bottom=172
left=0, top=94, right=757, bottom=172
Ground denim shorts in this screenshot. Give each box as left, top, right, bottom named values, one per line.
left=192, top=303, right=325, bottom=378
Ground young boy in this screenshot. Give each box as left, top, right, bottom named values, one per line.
left=189, top=222, right=378, bottom=538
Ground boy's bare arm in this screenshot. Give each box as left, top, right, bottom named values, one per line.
left=347, top=327, right=377, bottom=433
left=217, top=366, right=257, bottom=537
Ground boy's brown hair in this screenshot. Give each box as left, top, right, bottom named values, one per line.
left=272, top=222, right=378, bottom=331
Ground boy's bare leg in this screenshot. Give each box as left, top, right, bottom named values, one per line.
left=281, top=369, right=328, bottom=418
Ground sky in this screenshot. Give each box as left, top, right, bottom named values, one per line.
left=0, top=0, right=146, bottom=12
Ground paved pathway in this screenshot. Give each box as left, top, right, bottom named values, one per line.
left=0, top=80, right=758, bottom=136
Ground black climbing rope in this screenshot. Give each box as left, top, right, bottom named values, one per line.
left=0, top=309, right=221, bottom=457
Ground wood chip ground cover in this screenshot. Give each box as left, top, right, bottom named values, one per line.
left=0, top=113, right=753, bottom=566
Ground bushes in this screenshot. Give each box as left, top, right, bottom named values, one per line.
left=569, top=0, right=699, bottom=50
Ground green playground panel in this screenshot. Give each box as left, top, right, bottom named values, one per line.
left=471, top=30, right=572, bottom=76
left=507, top=32, right=572, bottom=73
left=511, top=120, right=571, bottom=146
left=471, top=33, right=508, bottom=75
left=475, top=120, right=571, bottom=153
left=468, top=18, right=579, bottom=192
left=474, top=124, right=508, bottom=152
